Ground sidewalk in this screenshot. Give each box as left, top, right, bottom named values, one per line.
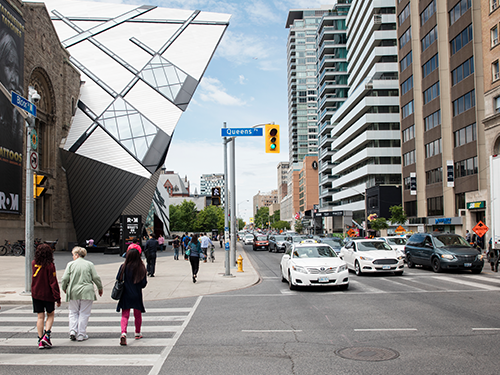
left=0, top=242, right=260, bottom=305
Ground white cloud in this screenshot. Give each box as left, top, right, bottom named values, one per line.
left=198, top=77, right=246, bottom=106
left=246, top=0, right=281, bottom=24
left=217, top=31, right=271, bottom=65
left=238, top=75, right=247, bottom=85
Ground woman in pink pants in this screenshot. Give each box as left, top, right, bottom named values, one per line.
left=115, top=249, right=147, bottom=346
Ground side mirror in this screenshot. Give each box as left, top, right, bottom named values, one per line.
left=283, top=254, right=290, bottom=260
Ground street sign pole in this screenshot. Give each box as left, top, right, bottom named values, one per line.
left=230, top=138, right=237, bottom=268
left=223, top=122, right=232, bottom=277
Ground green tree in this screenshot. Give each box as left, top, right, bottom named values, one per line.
left=169, top=200, right=197, bottom=232
left=294, top=219, right=304, bottom=234
left=238, top=218, right=245, bottom=230
left=389, top=205, right=407, bottom=225
left=272, top=220, right=291, bottom=231
left=194, top=205, right=221, bottom=233
left=272, top=209, right=280, bottom=223
left=370, top=217, right=389, bottom=234
left=255, top=206, right=270, bottom=228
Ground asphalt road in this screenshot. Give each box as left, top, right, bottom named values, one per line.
left=1, top=244, right=500, bottom=374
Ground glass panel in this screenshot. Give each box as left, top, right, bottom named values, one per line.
left=121, top=139, right=136, bottom=156
left=143, top=118, right=157, bottom=136
left=146, top=135, right=155, bottom=147
left=116, top=115, right=132, bottom=140
left=153, top=67, right=169, bottom=87
left=129, top=114, right=145, bottom=138
left=134, top=137, right=148, bottom=160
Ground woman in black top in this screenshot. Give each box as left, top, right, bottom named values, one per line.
left=116, top=249, right=147, bottom=346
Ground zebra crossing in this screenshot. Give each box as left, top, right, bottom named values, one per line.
left=280, top=271, right=500, bottom=294
left=0, top=296, right=202, bottom=371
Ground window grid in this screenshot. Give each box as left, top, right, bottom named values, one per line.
left=400, top=27, right=411, bottom=49
left=401, top=76, right=413, bottom=95
left=400, top=51, right=412, bottom=72
left=421, top=0, right=436, bottom=26
left=424, top=110, right=441, bottom=131
left=425, top=138, right=442, bottom=158
left=455, top=156, right=478, bottom=178
left=451, top=24, right=473, bottom=55
left=452, top=56, right=474, bottom=85
left=454, top=123, right=476, bottom=147
left=399, top=3, right=410, bottom=26
left=423, top=54, right=439, bottom=78
left=452, top=89, right=475, bottom=116
left=423, top=82, right=440, bottom=104
left=402, top=100, right=414, bottom=119
left=450, top=0, right=472, bottom=25
left=402, top=125, right=415, bottom=142
left=426, top=167, right=442, bottom=185
left=422, top=26, right=437, bottom=52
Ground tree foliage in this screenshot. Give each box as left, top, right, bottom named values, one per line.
left=254, top=206, right=270, bottom=228
left=272, top=220, right=291, bottom=230
left=294, top=219, right=304, bottom=234
left=193, top=205, right=222, bottom=233
left=389, top=205, right=407, bottom=224
left=370, top=217, right=389, bottom=232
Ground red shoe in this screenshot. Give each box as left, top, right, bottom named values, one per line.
left=120, top=333, right=127, bottom=346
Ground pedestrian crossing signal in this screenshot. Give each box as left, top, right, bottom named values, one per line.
left=265, top=124, right=280, bottom=153
left=34, top=174, right=47, bottom=198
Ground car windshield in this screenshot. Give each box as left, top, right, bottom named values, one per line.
left=256, top=236, right=267, bottom=241
left=322, top=238, right=343, bottom=247
left=293, top=246, right=337, bottom=258
left=357, top=241, right=392, bottom=251
left=433, top=235, right=470, bottom=248
left=244, top=235, right=253, bottom=239
left=387, top=238, right=407, bottom=246
left=274, top=236, right=286, bottom=241
left=292, top=236, right=309, bottom=243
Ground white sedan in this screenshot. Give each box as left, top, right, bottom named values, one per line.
left=339, top=239, right=404, bottom=276
left=376, top=236, right=407, bottom=260
left=280, top=242, right=349, bottom=290
left=243, top=235, right=254, bottom=245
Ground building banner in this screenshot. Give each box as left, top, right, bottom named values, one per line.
left=0, top=0, right=24, bottom=214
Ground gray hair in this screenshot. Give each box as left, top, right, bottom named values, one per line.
left=72, top=246, right=87, bottom=258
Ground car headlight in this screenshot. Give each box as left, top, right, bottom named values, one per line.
left=359, top=256, right=374, bottom=261
left=292, top=265, right=307, bottom=273
left=397, top=256, right=404, bottom=260
left=338, top=264, right=347, bottom=272
left=440, top=254, right=455, bottom=260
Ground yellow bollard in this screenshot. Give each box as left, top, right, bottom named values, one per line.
left=237, top=254, right=244, bottom=272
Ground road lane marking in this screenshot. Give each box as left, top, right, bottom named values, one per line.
left=354, top=328, right=418, bottom=332
left=242, top=330, right=302, bottom=333
left=0, top=307, right=192, bottom=315
left=0, top=354, right=158, bottom=367
left=472, top=328, right=500, bottom=331
left=148, top=296, right=203, bottom=375
left=431, top=276, right=500, bottom=291
left=0, top=325, right=181, bottom=333
left=0, top=338, right=175, bottom=347
left=0, top=315, right=187, bottom=322
left=466, top=275, right=500, bottom=284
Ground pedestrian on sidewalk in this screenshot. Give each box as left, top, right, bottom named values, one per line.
left=219, top=234, right=223, bottom=248
left=31, top=244, right=61, bottom=349
left=144, top=233, right=158, bottom=277
left=487, top=239, right=498, bottom=272
left=183, top=233, right=191, bottom=260
left=116, top=249, right=147, bottom=346
left=61, top=246, right=103, bottom=342
left=173, top=235, right=180, bottom=260
left=200, top=233, right=213, bottom=263
left=187, top=234, right=202, bottom=283
left=158, top=234, right=165, bottom=251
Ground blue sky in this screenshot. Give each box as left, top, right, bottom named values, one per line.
left=93, top=0, right=332, bottom=222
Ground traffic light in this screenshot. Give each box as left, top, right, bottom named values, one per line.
left=211, top=187, right=221, bottom=205
left=265, top=124, right=280, bottom=153
left=34, top=174, right=47, bottom=198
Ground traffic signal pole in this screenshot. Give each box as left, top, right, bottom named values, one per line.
left=222, top=122, right=232, bottom=277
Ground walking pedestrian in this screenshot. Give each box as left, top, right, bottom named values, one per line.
left=144, top=233, right=158, bottom=277
left=173, top=235, right=180, bottom=260
left=61, top=246, right=103, bottom=341
left=183, top=233, right=191, bottom=260
left=127, top=237, right=142, bottom=254
left=187, top=234, right=202, bottom=283
left=31, top=244, right=61, bottom=349
left=200, top=233, right=213, bottom=263
left=465, top=230, right=471, bottom=243
left=116, top=249, right=147, bottom=346
left=158, top=234, right=165, bottom=251
left=487, top=239, right=498, bottom=272
left=219, top=234, right=223, bottom=248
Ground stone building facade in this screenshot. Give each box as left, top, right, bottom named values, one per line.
left=0, top=0, right=80, bottom=248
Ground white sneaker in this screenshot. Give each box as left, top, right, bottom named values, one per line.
left=76, top=334, right=89, bottom=341
left=69, top=330, right=76, bottom=341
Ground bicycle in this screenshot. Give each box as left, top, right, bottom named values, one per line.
left=0, top=240, right=24, bottom=256
left=209, top=245, right=215, bottom=263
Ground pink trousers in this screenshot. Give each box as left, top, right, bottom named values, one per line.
left=120, top=309, right=142, bottom=334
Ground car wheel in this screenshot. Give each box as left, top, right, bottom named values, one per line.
left=339, top=283, right=349, bottom=291
left=354, top=261, right=362, bottom=276
left=406, top=254, right=415, bottom=268
left=280, top=266, right=287, bottom=282
left=431, top=257, right=442, bottom=273
left=288, top=271, right=296, bottom=290
left=394, top=271, right=404, bottom=276
left=471, top=268, right=482, bottom=274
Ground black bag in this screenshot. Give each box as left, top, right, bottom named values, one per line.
left=111, top=267, right=125, bottom=300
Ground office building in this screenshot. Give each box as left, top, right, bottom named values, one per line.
left=200, top=173, right=225, bottom=203
left=397, top=0, right=486, bottom=234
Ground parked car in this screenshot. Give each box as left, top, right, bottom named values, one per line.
left=243, top=234, right=254, bottom=245
left=376, top=236, right=407, bottom=260
left=318, top=237, right=344, bottom=254
left=268, top=235, right=289, bottom=253
left=280, top=242, right=349, bottom=290
left=253, top=235, right=269, bottom=251
left=404, top=233, right=484, bottom=273
left=340, top=239, right=404, bottom=276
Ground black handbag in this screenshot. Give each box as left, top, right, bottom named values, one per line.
left=111, top=267, right=125, bottom=300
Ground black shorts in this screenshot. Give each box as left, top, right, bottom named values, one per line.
left=32, top=298, right=55, bottom=314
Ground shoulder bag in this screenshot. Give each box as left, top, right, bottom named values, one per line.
left=111, top=266, right=125, bottom=300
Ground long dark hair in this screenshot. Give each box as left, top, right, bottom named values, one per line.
left=190, top=233, right=199, bottom=245
left=34, top=244, right=54, bottom=266
left=123, top=249, right=146, bottom=283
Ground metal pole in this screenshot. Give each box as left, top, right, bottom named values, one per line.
left=24, top=93, right=35, bottom=294
left=230, top=138, right=236, bottom=267
left=223, top=122, right=231, bottom=276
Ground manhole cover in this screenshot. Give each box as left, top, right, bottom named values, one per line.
left=335, top=347, right=399, bottom=362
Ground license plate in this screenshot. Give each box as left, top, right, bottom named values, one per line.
left=464, top=263, right=472, bottom=267
left=318, top=277, right=329, bottom=283
left=382, top=265, right=391, bottom=270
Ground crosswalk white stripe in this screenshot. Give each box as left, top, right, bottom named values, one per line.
left=0, top=337, right=174, bottom=347
left=431, top=276, right=500, bottom=290
left=465, top=275, right=500, bottom=285
left=378, top=277, right=427, bottom=291
left=0, top=315, right=186, bottom=322
left=0, top=307, right=192, bottom=315
left=0, top=354, right=159, bottom=366
left=349, top=279, right=387, bottom=293
left=0, top=325, right=181, bottom=333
